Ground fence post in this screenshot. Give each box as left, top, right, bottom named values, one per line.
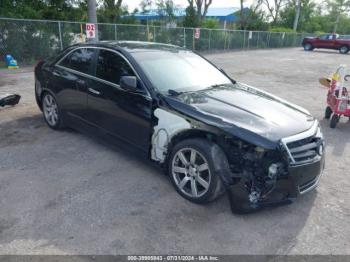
left=248, top=31, right=250, bottom=49
left=192, top=29, right=195, bottom=50
left=147, top=24, right=150, bottom=41
left=58, top=21, right=63, bottom=50
left=243, top=30, right=246, bottom=49
left=227, top=31, right=230, bottom=50
left=153, top=26, right=156, bottom=42
left=114, top=24, right=117, bottom=40
left=183, top=27, right=186, bottom=48
left=280, top=32, right=285, bottom=47
left=208, top=29, right=211, bottom=50
left=224, top=30, right=227, bottom=50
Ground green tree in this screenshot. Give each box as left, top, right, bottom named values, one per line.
left=239, top=0, right=247, bottom=29
left=156, top=0, right=177, bottom=23
left=187, top=0, right=213, bottom=24
left=98, top=0, right=124, bottom=22
left=279, top=0, right=316, bottom=31
left=201, top=18, right=219, bottom=28
left=41, top=0, right=87, bottom=21
left=0, top=0, right=45, bottom=19
left=0, top=0, right=87, bottom=21
left=244, top=3, right=269, bottom=30
left=140, top=0, right=153, bottom=14
left=326, top=0, right=350, bottom=32
left=183, top=1, right=198, bottom=27
left=262, top=0, right=287, bottom=24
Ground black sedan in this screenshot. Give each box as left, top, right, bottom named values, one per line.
left=35, top=41, right=325, bottom=213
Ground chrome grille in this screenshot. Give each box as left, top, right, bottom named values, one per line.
left=281, top=121, right=324, bottom=165
left=287, top=136, right=320, bottom=164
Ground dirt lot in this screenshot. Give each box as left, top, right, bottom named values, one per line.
left=0, top=48, right=349, bottom=255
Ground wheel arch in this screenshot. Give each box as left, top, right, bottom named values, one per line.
left=167, top=129, right=218, bottom=157
left=40, top=88, right=57, bottom=105
left=150, top=108, right=232, bottom=182
left=166, top=129, right=232, bottom=181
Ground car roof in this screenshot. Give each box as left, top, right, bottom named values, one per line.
left=72, top=41, right=186, bottom=53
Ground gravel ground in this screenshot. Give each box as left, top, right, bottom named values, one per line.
left=0, top=48, right=349, bottom=255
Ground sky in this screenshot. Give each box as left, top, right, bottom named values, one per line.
left=123, top=0, right=251, bottom=12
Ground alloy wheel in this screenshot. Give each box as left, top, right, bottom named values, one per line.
left=171, top=148, right=211, bottom=198
left=340, top=46, right=348, bottom=54
left=43, top=94, right=59, bottom=126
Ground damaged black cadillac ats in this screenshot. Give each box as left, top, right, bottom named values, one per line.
left=34, top=41, right=325, bottom=213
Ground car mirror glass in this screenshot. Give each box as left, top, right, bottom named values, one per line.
left=120, top=76, right=143, bottom=93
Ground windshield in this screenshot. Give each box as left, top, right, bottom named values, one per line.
left=131, top=50, right=232, bottom=93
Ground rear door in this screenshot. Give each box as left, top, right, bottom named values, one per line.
left=86, top=48, right=152, bottom=151
left=53, top=47, right=96, bottom=120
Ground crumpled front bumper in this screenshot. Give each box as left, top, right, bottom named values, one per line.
left=227, top=154, right=325, bottom=214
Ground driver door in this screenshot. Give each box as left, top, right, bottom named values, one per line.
left=317, top=34, right=335, bottom=48
left=87, top=49, right=152, bottom=152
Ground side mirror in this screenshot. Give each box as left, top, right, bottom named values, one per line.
left=120, top=76, right=140, bottom=92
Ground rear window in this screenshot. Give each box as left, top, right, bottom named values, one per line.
left=59, top=48, right=95, bottom=74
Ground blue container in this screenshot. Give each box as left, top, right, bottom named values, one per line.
left=5, top=54, right=18, bottom=68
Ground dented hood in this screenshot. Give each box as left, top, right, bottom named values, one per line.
left=163, top=84, right=315, bottom=148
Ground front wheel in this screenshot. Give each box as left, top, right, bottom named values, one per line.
left=168, top=139, right=225, bottom=204
left=42, top=92, right=65, bottom=130
left=303, top=43, right=313, bottom=51
left=339, top=45, right=349, bottom=54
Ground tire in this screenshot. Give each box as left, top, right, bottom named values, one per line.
left=325, top=106, right=332, bottom=119
left=339, top=45, right=349, bottom=54
left=168, top=138, right=225, bottom=204
left=42, top=92, right=65, bottom=130
left=303, top=43, right=313, bottom=51
left=330, top=113, right=339, bottom=128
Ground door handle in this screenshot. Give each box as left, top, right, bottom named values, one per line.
left=88, top=88, right=101, bottom=95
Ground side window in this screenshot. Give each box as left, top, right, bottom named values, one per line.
left=59, top=48, right=95, bottom=74
left=319, top=35, right=329, bottom=40
left=96, top=50, right=135, bottom=85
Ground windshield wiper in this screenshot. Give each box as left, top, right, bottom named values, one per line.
left=168, top=89, right=185, bottom=96
left=168, top=84, right=232, bottom=96
left=168, top=89, right=182, bottom=96
left=200, top=83, right=232, bottom=92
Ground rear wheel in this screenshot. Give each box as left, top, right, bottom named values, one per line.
left=168, top=139, right=225, bottom=204
left=330, top=113, right=339, bottom=128
left=325, top=106, right=332, bottom=119
left=42, top=93, right=64, bottom=130
left=303, top=43, right=313, bottom=51
left=339, top=45, right=349, bottom=54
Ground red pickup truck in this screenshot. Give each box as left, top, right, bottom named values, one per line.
left=302, top=34, right=350, bottom=54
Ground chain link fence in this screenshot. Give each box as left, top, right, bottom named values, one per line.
left=0, top=17, right=314, bottom=64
